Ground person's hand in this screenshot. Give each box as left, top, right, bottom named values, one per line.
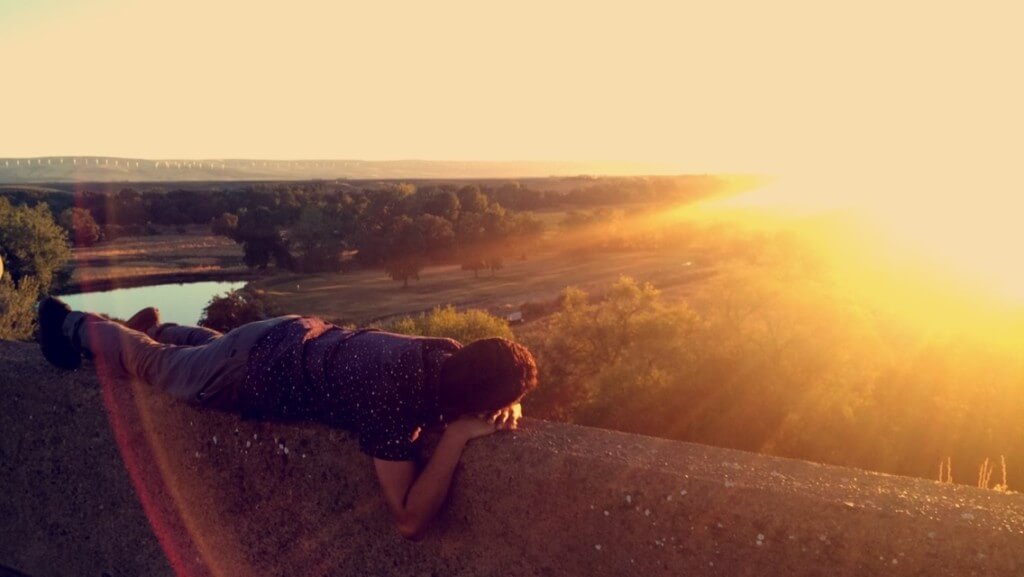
left=447, top=404, right=523, bottom=441
left=494, top=403, right=522, bottom=431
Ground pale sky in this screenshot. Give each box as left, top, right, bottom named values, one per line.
left=1, top=0, right=1021, bottom=173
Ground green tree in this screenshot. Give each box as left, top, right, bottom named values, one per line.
left=290, top=205, right=343, bottom=272
left=457, top=185, right=488, bottom=213
left=352, top=184, right=415, bottom=267
left=210, top=212, right=239, bottom=239
left=480, top=204, right=511, bottom=274
left=112, top=188, right=146, bottom=225
left=0, top=200, right=71, bottom=339
left=199, top=287, right=276, bottom=333
left=234, top=207, right=290, bottom=270
left=383, top=216, right=426, bottom=288
left=415, top=214, right=455, bottom=261
left=0, top=197, right=71, bottom=293
left=59, top=207, right=102, bottom=247
left=457, top=204, right=512, bottom=276
left=422, top=190, right=461, bottom=221
left=383, top=305, right=513, bottom=343
left=523, top=277, right=699, bottom=422
left=0, top=275, right=42, bottom=340
left=456, top=211, right=487, bottom=277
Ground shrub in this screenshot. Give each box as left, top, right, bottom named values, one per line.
left=0, top=275, right=42, bottom=340
left=210, top=212, right=239, bottom=239
left=198, top=287, right=277, bottom=333
left=0, top=198, right=71, bottom=294
left=59, top=207, right=101, bottom=247
left=381, top=305, right=513, bottom=343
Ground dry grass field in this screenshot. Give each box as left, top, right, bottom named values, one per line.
left=63, top=212, right=715, bottom=326
left=64, top=227, right=248, bottom=292
left=252, top=244, right=712, bottom=325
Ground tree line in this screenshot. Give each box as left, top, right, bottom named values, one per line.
left=213, top=183, right=547, bottom=286
left=0, top=175, right=723, bottom=242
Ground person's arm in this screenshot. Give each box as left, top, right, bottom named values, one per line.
left=374, top=406, right=521, bottom=541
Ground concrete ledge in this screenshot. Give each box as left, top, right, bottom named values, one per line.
left=2, top=340, right=1023, bottom=577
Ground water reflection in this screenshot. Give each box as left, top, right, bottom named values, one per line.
left=62, top=281, right=248, bottom=326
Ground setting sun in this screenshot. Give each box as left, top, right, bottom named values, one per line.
left=699, top=174, right=1024, bottom=304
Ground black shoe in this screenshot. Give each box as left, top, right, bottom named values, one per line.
left=38, top=297, right=82, bottom=370
left=124, top=307, right=160, bottom=334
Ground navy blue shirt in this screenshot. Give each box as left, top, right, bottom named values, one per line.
left=240, top=317, right=461, bottom=461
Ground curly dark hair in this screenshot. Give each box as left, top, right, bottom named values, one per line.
left=438, top=338, right=538, bottom=418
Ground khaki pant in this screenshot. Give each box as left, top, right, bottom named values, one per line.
left=63, top=313, right=297, bottom=410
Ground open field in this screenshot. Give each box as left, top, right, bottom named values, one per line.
left=62, top=228, right=249, bottom=293
left=59, top=207, right=713, bottom=325
left=252, top=244, right=713, bottom=325
left=60, top=229, right=715, bottom=325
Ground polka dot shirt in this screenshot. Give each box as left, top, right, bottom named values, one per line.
left=239, top=317, right=462, bottom=461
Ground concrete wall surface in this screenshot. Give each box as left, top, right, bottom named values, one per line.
left=2, top=340, right=1023, bottom=577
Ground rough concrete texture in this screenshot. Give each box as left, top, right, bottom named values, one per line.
left=2, top=339, right=1023, bottom=577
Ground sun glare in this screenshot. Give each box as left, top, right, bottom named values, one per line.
left=643, top=174, right=1024, bottom=347
left=720, top=176, right=1024, bottom=299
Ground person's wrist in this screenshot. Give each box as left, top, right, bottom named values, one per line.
left=445, top=420, right=472, bottom=443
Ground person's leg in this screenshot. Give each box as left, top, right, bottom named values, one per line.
left=147, top=322, right=223, bottom=346
left=63, top=312, right=297, bottom=409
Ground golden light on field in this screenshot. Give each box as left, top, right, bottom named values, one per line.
left=667, top=174, right=1024, bottom=343
left=726, top=176, right=1024, bottom=296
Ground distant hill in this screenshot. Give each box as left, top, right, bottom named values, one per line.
left=0, top=157, right=686, bottom=183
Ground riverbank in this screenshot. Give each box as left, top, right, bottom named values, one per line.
left=63, top=231, right=245, bottom=292
left=58, top=270, right=257, bottom=296
left=60, top=230, right=711, bottom=327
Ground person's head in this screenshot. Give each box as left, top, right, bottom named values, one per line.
left=438, top=338, right=538, bottom=419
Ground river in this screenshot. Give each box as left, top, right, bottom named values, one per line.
left=61, top=280, right=248, bottom=326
